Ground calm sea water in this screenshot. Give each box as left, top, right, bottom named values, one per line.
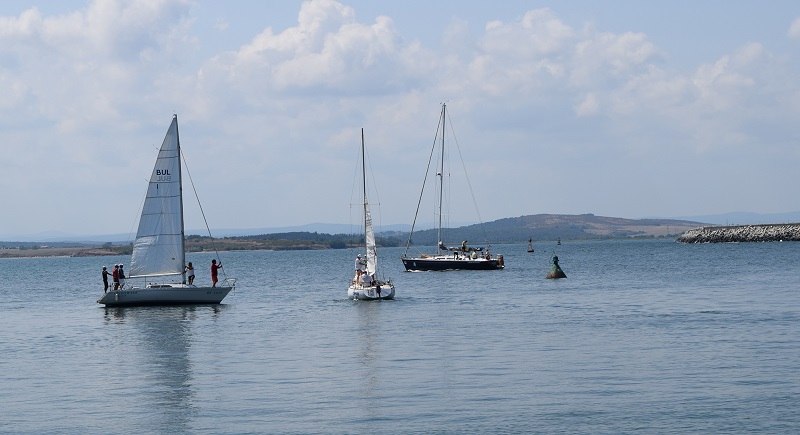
left=1, top=239, right=799, bottom=433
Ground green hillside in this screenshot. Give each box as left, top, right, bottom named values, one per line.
left=401, top=213, right=705, bottom=246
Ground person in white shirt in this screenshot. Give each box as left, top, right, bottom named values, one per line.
left=354, top=254, right=366, bottom=279
left=360, top=272, right=373, bottom=285
left=184, top=262, right=195, bottom=285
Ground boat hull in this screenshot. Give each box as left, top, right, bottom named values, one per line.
left=348, top=282, right=395, bottom=300
left=402, top=256, right=503, bottom=271
left=97, top=284, right=233, bottom=307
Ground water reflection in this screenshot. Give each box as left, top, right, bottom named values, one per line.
left=102, top=306, right=224, bottom=432
left=354, top=302, right=382, bottom=407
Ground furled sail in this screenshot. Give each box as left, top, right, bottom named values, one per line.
left=130, top=116, right=184, bottom=278
left=365, top=204, right=377, bottom=275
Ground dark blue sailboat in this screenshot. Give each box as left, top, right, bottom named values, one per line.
left=401, top=103, right=504, bottom=272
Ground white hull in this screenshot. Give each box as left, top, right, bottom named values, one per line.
left=97, top=282, right=234, bottom=307
left=348, top=280, right=395, bottom=300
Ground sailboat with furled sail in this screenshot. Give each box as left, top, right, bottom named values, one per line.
left=401, top=103, right=504, bottom=271
left=348, top=129, right=395, bottom=300
left=97, top=115, right=235, bottom=306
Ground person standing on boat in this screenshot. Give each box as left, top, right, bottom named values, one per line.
left=101, top=266, right=110, bottom=293
left=112, top=264, right=120, bottom=290
left=360, top=271, right=373, bottom=285
left=185, top=262, right=195, bottom=285
left=118, top=264, right=126, bottom=289
left=354, top=254, right=366, bottom=280
left=211, top=259, right=222, bottom=287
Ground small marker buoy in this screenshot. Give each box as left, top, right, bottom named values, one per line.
left=546, top=254, right=566, bottom=279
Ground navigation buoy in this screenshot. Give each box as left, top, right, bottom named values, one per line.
left=546, top=255, right=567, bottom=279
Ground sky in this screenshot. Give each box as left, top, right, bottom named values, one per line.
left=2, top=0, right=800, bottom=238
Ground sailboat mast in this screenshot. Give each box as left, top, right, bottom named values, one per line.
left=361, top=128, right=367, bottom=258
left=437, top=103, right=446, bottom=255
left=175, top=114, right=187, bottom=284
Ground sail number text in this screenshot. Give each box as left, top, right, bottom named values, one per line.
left=156, top=169, right=171, bottom=181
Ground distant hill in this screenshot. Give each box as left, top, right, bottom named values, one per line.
left=662, top=211, right=800, bottom=226
left=402, top=213, right=706, bottom=246
left=0, top=213, right=709, bottom=246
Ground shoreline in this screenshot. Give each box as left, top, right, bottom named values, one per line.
left=0, top=247, right=119, bottom=259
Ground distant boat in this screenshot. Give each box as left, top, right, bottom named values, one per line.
left=527, top=238, right=534, bottom=253
left=557, top=238, right=561, bottom=245
left=97, top=115, right=236, bottom=307
left=401, top=103, right=504, bottom=271
left=348, top=129, right=395, bottom=300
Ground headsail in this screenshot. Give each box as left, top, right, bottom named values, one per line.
left=130, top=115, right=184, bottom=278
left=365, top=204, right=377, bottom=275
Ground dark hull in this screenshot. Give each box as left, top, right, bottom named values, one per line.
left=402, top=257, right=503, bottom=271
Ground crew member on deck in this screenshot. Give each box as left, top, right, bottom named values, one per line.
left=355, top=254, right=366, bottom=279
left=185, top=262, right=195, bottom=285
left=112, top=264, right=120, bottom=290
left=211, top=259, right=222, bottom=287
left=118, top=264, right=126, bottom=289
left=101, top=266, right=110, bottom=293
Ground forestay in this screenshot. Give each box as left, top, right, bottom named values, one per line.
left=130, top=116, right=184, bottom=278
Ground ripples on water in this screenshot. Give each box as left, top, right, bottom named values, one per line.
left=0, top=239, right=798, bottom=433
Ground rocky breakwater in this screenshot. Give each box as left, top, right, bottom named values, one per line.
left=677, top=223, right=800, bottom=243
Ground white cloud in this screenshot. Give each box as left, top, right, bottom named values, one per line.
left=464, top=9, right=572, bottom=96
left=571, top=31, right=661, bottom=87
left=789, top=17, right=800, bottom=39
left=212, top=0, right=426, bottom=98
left=692, top=43, right=761, bottom=107
left=1, top=0, right=800, bottom=235
left=575, top=92, right=599, bottom=117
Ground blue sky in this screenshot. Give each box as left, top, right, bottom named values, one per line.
left=2, top=0, right=800, bottom=238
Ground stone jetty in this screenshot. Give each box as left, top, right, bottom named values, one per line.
left=677, top=223, right=800, bottom=243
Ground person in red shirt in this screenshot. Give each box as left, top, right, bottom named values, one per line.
left=211, top=259, right=222, bottom=287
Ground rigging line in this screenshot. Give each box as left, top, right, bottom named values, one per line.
left=403, top=108, right=445, bottom=256
left=350, top=136, right=362, bottom=237
left=445, top=108, right=490, bottom=245
left=364, top=136, right=382, bottom=213
left=363, top=132, right=389, bottom=278
left=128, top=180, right=149, bottom=244
left=180, top=148, right=227, bottom=279
left=363, top=134, right=386, bottom=237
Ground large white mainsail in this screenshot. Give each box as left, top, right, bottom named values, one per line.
left=130, top=115, right=185, bottom=279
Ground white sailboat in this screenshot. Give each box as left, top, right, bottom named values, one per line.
left=348, top=129, right=395, bottom=301
left=401, top=103, right=504, bottom=271
left=97, top=115, right=235, bottom=306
